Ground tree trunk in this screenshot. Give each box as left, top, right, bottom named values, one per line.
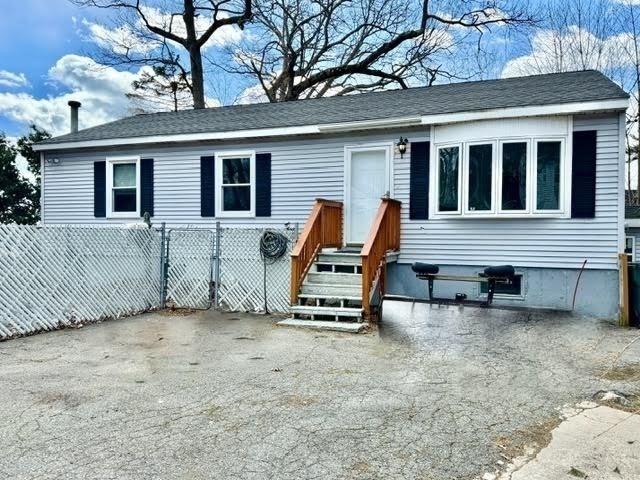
left=183, top=0, right=206, bottom=109
left=189, top=44, right=206, bottom=109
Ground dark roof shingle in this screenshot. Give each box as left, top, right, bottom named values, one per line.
left=40, top=70, right=628, bottom=146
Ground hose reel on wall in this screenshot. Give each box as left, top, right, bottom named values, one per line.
left=259, top=229, right=291, bottom=313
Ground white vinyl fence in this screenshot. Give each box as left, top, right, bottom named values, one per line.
left=0, top=225, right=162, bottom=339
left=0, top=224, right=296, bottom=340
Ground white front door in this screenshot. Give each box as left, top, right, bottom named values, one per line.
left=346, top=145, right=391, bottom=244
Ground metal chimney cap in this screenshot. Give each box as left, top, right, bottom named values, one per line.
left=68, top=100, right=81, bottom=108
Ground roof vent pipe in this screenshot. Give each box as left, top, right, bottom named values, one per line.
left=68, top=100, right=81, bottom=133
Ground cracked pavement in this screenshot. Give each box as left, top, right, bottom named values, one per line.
left=0, top=301, right=639, bottom=479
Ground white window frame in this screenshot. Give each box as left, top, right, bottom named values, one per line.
left=463, top=141, right=497, bottom=215
left=435, top=143, right=463, bottom=214
left=532, top=137, right=566, bottom=214
left=106, top=156, right=140, bottom=218
left=214, top=150, right=256, bottom=218
left=497, top=138, right=532, bottom=215
left=626, top=236, right=636, bottom=262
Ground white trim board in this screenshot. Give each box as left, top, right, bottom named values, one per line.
left=34, top=99, right=629, bottom=152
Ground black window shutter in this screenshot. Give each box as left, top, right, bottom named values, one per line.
left=140, top=158, right=154, bottom=217
left=200, top=156, right=215, bottom=217
left=94, top=161, right=106, bottom=218
left=256, top=152, right=272, bottom=217
left=571, top=130, right=597, bottom=219
left=409, top=141, right=430, bottom=220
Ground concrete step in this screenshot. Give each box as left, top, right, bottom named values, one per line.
left=300, top=283, right=361, bottom=298
left=305, top=272, right=362, bottom=286
left=317, top=253, right=362, bottom=265
left=277, top=318, right=367, bottom=333
left=290, top=305, right=363, bottom=318
left=298, top=292, right=362, bottom=302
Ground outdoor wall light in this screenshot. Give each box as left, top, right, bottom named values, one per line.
left=46, top=158, right=61, bottom=166
left=397, top=137, right=408, bottom=158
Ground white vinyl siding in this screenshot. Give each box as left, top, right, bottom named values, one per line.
left=42, top=113, right=621, bottom=270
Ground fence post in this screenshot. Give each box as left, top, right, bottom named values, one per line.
left=214, top=221, right=221, bottom=309
left=619, top=253, right=630, bottom=327
left=159, top=222, right=168, bottom=309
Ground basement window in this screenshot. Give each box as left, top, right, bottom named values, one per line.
left=480, top=274, right=523, bottom=297
left=107, top=157, right=140, bottom=217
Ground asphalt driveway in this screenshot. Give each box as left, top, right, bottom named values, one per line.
left=0, top=302, right=639, bottom=479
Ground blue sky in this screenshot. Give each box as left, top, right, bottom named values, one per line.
left=0, top=0, right=632, bottom=142
left=0, top=1, right=98, bottom=136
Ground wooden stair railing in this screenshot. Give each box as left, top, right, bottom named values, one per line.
left=361, top=198, right=401, bottom=319
left=290, top=199, right=343, bottom=305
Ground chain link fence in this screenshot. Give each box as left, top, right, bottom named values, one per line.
left=217, top=227, right=296, bottom=313
left=0, top=225, right=162, bottom=339
left=0, top=223, right=297, bottom=340
left=165, top=228, right=216, bottom=309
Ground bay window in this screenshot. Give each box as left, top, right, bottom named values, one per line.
left=433, top=134, right=567, bottom=218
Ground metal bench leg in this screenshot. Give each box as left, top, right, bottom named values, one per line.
left=487, top=279, right=496, bottom=305
left=428, top=278, right=434, bottom=301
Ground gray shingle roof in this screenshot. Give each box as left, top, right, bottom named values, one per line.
left=40, top=70, right=628, bottom=146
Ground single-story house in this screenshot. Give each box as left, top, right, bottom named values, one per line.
left=34, top=70, right=629, bottom=320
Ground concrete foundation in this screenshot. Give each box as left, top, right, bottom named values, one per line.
left=387, top=263, right=620, bottom=319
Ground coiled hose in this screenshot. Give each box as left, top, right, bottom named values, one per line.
left=259, top=230, right=290, bottom=313
left=259, top=230, right=289, bottom=264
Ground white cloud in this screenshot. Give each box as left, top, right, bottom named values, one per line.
left=81, top=5, right=243, bottom=55
left=501, top=26, right=632, bottom=78
left=0, top=70, right=29, bottom=89
left=0, top=55, right=142, bottom=136
left=235, top=83, right=269, bottom=104
left=0, top=54, right=222, bottom=137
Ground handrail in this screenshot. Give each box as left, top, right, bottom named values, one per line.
left=361, top=198, right=401, bottom=318
left=290, top=199, right=343, bottom=304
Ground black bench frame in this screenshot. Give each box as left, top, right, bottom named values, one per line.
left=415, top=273, right=515, bottom=306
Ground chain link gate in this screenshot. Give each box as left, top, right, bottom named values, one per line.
left=163, top=228, right=216, bottom=309
left=216, top=227, right=297, bottom=313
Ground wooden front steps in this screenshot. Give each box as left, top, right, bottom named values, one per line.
left=286, top=198, right=401, bottom=333
left=290, top=248, right=365, bottom=323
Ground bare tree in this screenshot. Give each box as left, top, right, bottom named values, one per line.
left=72, top=0, right=252, bottom=109
left=617, top=1, right=640, bottom=202
left=220, top=0, right=534, bottom=102
left=503, top=0, right=640, bottom=200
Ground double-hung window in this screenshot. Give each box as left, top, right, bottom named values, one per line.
left=215, top=151, right=255, bottom=217
left=107, top=157, right=140, bottom=217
